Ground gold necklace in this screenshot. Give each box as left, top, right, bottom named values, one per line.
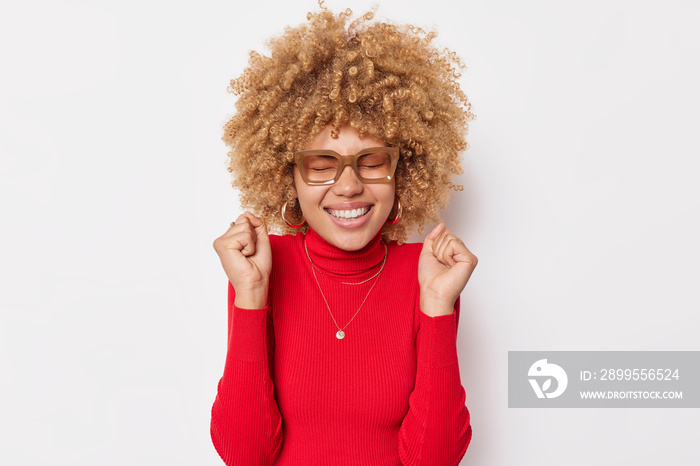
left=303, top=236, right=388, bottom=339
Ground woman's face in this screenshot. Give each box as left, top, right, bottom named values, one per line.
left=294, top=124, right=396, bottom=251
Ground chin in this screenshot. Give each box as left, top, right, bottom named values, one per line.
left=334, top=238, right=368, bottom=252
left=330, top=228, right=378, bottom=251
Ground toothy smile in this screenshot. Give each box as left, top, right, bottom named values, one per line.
left=326, top=206, right=371, bottom=220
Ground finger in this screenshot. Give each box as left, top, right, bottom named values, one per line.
left=445, top=237, right=476, bottom=268
left=226, top=213, right=252, bottom=233
left=213, top=226, right=255, bottom=257
left=435, top=234, right=459, bottom=268
left=431, top=227, right=451, bottom=259
left=226, top=213, right=256, bottom=236
left=242, top=212, right=270, bottom=245
left=421, top=223, right=445, bottom=256
left=454, top=239, right=477, bottom=266
left=433, top=228, right=471, bottom=269
left=441, top=238, right=459, bottom=268
left=240, top=211, right=260, bottom=226
left=445, top=238, right=478, bottom=271
left=238, top=229, right=257, bottom=256
left=426, top=223, right=446, bottom=241
left=223, top=213, right=258, bottom=256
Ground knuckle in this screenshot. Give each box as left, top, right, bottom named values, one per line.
left=212, top=235, right=225, bottom=249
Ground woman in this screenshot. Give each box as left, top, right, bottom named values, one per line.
left=211, top=6, right=478, bottom=465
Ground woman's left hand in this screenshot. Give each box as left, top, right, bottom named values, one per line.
left=418, top=223, right=478, bottom=317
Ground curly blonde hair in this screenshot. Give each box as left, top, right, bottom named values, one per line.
left=222, top=5, right=475, bottom=243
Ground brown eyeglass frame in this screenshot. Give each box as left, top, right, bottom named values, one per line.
left=294, top=147, right=400, bottom=186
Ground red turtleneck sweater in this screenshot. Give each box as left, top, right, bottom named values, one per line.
left=210, top=229, right=472, bottom=465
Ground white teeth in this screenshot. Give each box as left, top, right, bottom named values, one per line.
left=328, top=206, right=370, bottom=220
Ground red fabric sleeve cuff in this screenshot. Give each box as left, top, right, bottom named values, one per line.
left=228, top=305, right=270, bottom=362
left=417, top=309, right=459, bottom=368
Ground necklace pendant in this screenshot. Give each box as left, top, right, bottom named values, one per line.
left=336, top=330, right=346, bottom=340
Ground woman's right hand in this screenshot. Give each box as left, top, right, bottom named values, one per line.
left=212, top=212, right=272, bottom=309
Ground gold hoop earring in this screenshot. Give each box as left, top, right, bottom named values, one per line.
left=386, top=198, right=402, bottom=225
left=281, top=201, right=306, bottom=228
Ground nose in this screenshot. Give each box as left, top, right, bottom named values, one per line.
left=331, top=165, right=364, bottom=197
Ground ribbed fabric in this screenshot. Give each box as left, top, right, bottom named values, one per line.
left=210, top=228, right=472, bottom=465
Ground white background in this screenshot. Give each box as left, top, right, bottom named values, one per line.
left=1, top=0, right=699, bottom=464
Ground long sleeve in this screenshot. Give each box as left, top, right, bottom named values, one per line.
left=398, top=296, right=472, bottom=465
left=210, top=281, right=284, bottom=465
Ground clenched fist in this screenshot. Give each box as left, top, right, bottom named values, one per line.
left=212, top=212, right=271, bottom=309
left=418, top=223, right=478, bottom=317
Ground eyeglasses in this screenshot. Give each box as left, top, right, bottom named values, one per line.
left=294, top=147, right=399, bottom=186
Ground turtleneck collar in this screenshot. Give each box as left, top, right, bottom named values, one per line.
left=302, top=228, right=386, bottom=279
